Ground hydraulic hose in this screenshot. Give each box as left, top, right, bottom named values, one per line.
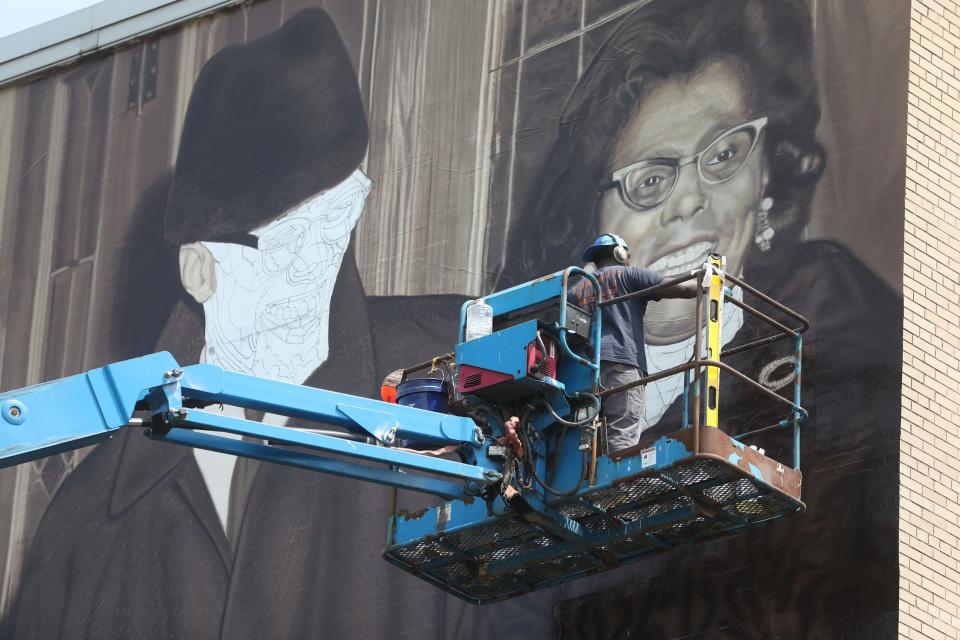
left=470, top=400, right=506, bottom=438
left=539, top=393, right=600, bottom=427
left=519, top=407, right=587, bottom=497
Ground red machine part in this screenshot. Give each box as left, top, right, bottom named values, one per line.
left=527, top=335, right=557, bottom=379
left=457, top=336, right=559, bottom=394
left=456, top=365, right=513, bottom=393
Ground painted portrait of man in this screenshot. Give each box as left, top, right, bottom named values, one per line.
left=5, top=9, right=467, bottom=638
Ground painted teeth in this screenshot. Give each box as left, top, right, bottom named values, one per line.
left=648, top=241, right=713, bottom=276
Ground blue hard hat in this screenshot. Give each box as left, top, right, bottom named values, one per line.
left=582, top=233, right=629, bottom=263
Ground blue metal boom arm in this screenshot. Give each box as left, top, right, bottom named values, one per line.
left=0, top=352, right=497, bottom=500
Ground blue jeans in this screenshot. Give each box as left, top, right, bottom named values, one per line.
left=599, top=361, right=647, bottom=454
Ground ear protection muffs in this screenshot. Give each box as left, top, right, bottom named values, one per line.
left=609, top=234, right=630, bottom=264
left=583, top=232, right=631, bottom=265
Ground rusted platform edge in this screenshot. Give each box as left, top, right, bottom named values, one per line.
left=610, top=426, right=803, bottom=502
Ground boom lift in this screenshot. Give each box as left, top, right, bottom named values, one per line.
left=0, top=256, right=808, bottom=604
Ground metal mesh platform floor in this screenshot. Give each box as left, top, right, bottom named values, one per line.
left=383, top=428, right=803, bottom=604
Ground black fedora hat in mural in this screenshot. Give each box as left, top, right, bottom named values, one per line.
left=164, top=8, right=369, bottom=245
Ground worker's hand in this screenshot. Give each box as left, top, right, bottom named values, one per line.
left=497, top=416, right=524, bottom=458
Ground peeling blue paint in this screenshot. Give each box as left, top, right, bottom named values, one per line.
left=749, top=463, right=764, bottom=481
left=728, top=453, right=741, bottom=465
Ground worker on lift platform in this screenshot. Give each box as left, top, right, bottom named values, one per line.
left=568, top=233, right=700, bottom=453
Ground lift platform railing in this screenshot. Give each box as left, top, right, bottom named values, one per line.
left=598, top=253, right=810, bottom=470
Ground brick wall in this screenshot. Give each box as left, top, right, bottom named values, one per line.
left=902, top=1, right=960, bottom=638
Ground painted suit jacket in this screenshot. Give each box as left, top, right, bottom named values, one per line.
left=4, top=256, right=539, bottom=639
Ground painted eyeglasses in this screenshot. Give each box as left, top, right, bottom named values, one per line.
left=602, top=116, right=768, bottom=211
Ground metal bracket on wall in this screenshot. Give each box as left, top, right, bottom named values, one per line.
left=127, top=40, right=159, bottom=112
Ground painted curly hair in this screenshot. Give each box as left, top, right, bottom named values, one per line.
left=506, top=0, right=825, bottom=282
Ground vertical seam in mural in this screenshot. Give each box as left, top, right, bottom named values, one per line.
left=83, top=61, right=118, bottom=373
left=498, top=0, right=527, bottom=276
left=469, top=2, right=497, bottom=295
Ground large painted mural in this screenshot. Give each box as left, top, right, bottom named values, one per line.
left=0, top=0, right=907, bottom=637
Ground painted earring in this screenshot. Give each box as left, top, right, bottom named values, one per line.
left=754, top=197, right=774, bottom=252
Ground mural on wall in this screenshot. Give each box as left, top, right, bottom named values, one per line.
left=0, top=0, right=907, bottom=638
left=500, top=0, right=905, bottom=636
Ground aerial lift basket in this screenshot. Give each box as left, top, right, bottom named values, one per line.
left=384, top=255, right=808, bottom=603
left=384, top=427, right=802, bottom=603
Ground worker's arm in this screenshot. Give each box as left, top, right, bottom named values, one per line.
left=625, top=267, right=701, bottom=300
left=656, top=279, right=701, bottom=299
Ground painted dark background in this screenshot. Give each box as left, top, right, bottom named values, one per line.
left=0, top=0, right=906, bottom=637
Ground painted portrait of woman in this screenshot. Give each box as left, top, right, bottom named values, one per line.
left=510, top=0, right=898, bottom=438
left=505, top=0, right=902, bottom=634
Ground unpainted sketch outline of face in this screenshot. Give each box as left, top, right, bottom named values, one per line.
left=200, top=170, right=371, bottom=383
left=598, top=59, right=768, bottom=344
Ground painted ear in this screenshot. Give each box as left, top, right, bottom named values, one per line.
left=179, top=242, right=217, bottom=303
left=772, top=138, right=825, bottom=184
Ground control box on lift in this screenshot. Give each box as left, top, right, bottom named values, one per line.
left=455, top=272, right=597, bottom=402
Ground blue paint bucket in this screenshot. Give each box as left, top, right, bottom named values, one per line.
left=396, top=378, right=449, bottom=414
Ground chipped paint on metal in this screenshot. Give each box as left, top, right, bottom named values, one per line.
left=400, top=508, right=429, bottom=521
left=436, top=502, right=452, bottom=531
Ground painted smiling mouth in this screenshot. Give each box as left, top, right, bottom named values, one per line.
left=647, top=241, right=715, bottom=277
left=261, top=292, right=322, bottom=331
